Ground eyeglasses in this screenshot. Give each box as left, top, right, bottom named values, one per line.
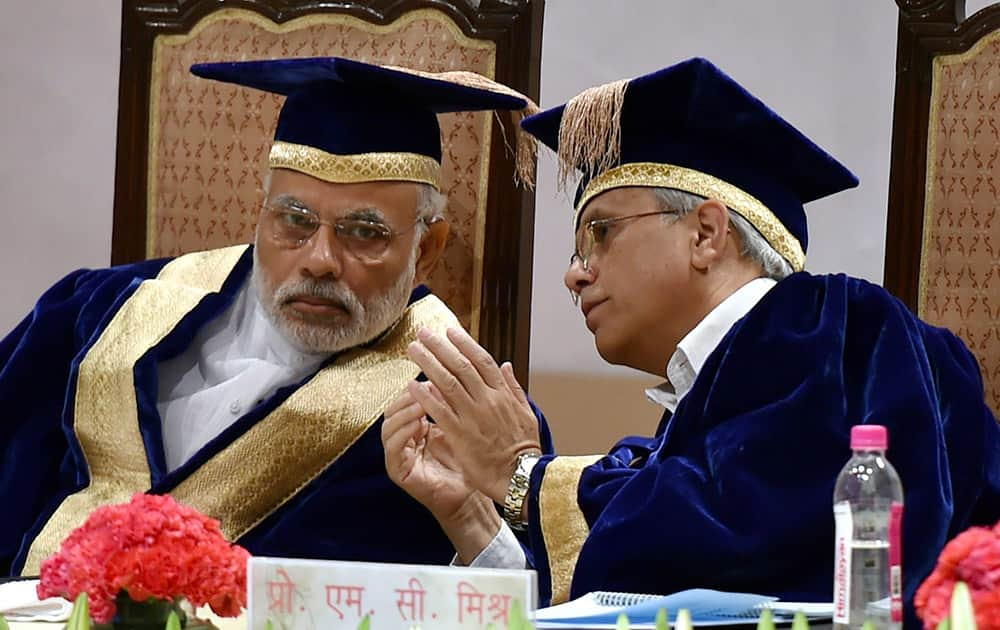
left=262, top=201, right=427, bottom=263
left=570, top=210, right=681, bottom=271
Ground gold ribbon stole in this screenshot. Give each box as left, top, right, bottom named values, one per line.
left=538, top=455, right=602, bottom=604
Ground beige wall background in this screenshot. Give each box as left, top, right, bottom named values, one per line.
left=3, top=1, right=993, bottom=453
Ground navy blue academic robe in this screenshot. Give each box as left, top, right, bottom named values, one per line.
left=0, top=244, right=551, bottom=575
left=524, top=273, right=1000, bottom=628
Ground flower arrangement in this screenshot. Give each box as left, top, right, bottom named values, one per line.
left=36, top=493, right=250, bottom=627
left=916, top=519, right=1000, bottom=629
left=26, top=509, right=996, bottom=630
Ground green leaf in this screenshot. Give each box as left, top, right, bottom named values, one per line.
left=654, top=607, right=669, bottom=630
left=755, top=607, right=775, bottom=630
left=950, top=581, right=977, bottom=630
left=615, top=612, right=630, bottom=630
left=507, top=598, right=531, bottom=630
left=165, top=610, right=182, bottom=630
left=0, top=613, right=8, bottom=630
left=862, top=620, right=876, bottom=630
left=790, top=610, right=810, bottom=630
left=264, top=619, right=274, bottom=630
left=65, top=592, right=91, bottom=630
left=936, top=617, right=952, bottom=630
left=356, top=614, right=371, bottom=630
left=675, top=608, right=693, bottom=630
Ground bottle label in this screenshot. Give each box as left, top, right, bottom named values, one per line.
left=889, top=501, right=903, bottom=622
left=833, top=500, right=852, bottom=624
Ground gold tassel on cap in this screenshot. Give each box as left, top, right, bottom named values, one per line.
left=386, top=65, right=540, bottom=188
left=556, top=78, right=629, bottom=190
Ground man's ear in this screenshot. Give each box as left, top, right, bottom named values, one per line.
left=690, top=199, right=730, bottom=272
left=413, top=219, right=450, bottom=286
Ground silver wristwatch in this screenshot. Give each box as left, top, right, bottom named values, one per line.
left=503, top=451, right=541, bottom=531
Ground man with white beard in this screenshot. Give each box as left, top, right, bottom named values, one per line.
left=0, top=56, right=550, bottom=576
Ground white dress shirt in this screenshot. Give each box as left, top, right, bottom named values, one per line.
left=468, top=277, right=778, bottom=569
left=645, top=277, right=776, bottom=411
left=156, top=279, right=328, bottom=471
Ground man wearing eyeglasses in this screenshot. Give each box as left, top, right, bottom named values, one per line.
left=0, top=57, right=552, bottom=577
left=382, top=58, right=1000, bottom=626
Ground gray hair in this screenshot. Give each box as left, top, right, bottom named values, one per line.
left=414, top=184, right=448, bottom=234
left=650, top=188, right=794, bottom=281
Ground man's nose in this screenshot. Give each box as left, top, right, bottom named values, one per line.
left=564, top=256, right=595, bottom=299
left=299, top=225, right=344, bottom=279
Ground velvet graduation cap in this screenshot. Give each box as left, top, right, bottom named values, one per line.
left=519, top=57, right=859, bottom=271
left=191, top=56, right=538, bottom=189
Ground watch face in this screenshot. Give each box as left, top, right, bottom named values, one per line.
left=518, top=455, right=541, bottom=475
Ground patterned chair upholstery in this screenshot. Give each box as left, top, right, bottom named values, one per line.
left=113, top=0, right=542, bottom=380
left=886, top=0, right=1000, bottom=416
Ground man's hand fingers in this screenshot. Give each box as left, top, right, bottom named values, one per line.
left=446, top=327, right=505, bottom=390
left=408, top=380, right=461, bottom=430
left=500, top=362, right=530, bottom=407
left=383, top=414, right=427, bottom=459
left=385, top=389, right=417, bottom=418
left=381, top=403, right=428, bottom=480
left=416, top=328, right=490, bottom=398
left=407, top=338, right=475, bottom=409
left=382, top=397, right=426, bottom=438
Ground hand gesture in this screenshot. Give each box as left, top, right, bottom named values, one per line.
left=405, top=326, right=542, bottom=504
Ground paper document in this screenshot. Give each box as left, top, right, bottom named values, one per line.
left=533, top=589, right=833, bottom=628
left=0, top=578, right=72, bottom=622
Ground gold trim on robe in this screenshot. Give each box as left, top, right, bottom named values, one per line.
left=22, top=245, right=459, bottom=573
left=170, top=291, right=457, bottom=540
left=23, top=245, right=247, bottom=574
left=538, top=455, right=602, bottom=604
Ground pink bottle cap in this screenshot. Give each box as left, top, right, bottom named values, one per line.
left=851, top=424, right=888, bottom=450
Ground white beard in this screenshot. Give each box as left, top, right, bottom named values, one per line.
left=252, top=246, right=418, bottom=355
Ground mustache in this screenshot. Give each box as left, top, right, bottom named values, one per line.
left=273, top=278, right=361, bottom=312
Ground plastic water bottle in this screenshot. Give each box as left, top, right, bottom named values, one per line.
left=832, top=425, right=903, bottom=630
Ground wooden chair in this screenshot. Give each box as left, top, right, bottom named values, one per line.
left=112, top=0, right=543, bottom=381
left=886, top=0, right=1000, bottom=416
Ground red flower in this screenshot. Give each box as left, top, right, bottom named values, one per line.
left=915, top=520, right=1000, bottom=629
left=36, top=494, right=250, bottom=624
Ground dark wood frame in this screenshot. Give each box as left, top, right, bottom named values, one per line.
left=886, top=0, right=1000, bottom=310
left=113, top=0, right=544, bottom=383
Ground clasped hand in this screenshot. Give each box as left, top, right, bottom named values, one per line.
left=382, top=326, right=542, bottom=512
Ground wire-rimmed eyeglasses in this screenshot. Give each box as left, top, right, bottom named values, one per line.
left=567, top=209, right=682, bottom=305
left=569, top=209, right=682, bottom=272
left=262, top=200, right=428, bottom=263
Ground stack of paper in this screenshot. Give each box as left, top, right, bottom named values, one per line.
left=534, top=588, right=833, bottom=628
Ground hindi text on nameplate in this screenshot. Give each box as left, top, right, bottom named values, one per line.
left=248, top=556, right=537, bottom=630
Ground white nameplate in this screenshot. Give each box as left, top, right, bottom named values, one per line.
left=248, top=557, right=537, bottom=630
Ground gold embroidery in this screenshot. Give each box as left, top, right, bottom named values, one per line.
left=539, top=455, right=602, bottom=604
left=269, top=142, right=442, bottom=190
left=171, top=293, right=458, bottom=540
left=22, top=245, right=248, bottom=574
left=577, top=162, right=806, bottom=272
